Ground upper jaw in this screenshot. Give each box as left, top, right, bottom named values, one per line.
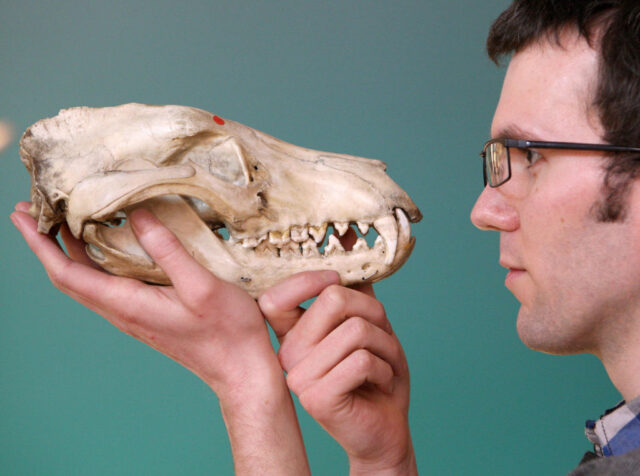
left=83, top=195, right=416, bottom=297
left=222, top=207, right=412, bottom=267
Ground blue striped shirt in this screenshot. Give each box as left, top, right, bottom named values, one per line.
left=585, top=396, right=640, bottom=457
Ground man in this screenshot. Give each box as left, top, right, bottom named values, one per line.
left=259, top=0, right=640, bottom=473
left=11, top=1, right=640, bottom=475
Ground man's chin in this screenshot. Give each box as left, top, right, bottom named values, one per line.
left=515, top=308, right=582, bottom=355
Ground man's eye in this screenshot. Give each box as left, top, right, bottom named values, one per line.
left=525, top=149, right=542, bottom=166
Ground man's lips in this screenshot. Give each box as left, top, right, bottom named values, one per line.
left=499, top=259, right=525, bottom=285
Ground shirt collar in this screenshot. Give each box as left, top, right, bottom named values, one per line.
left=585, top=395, right=640, bottom=457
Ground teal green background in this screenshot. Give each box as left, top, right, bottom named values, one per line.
left=0, top=1, right=618, bottom=474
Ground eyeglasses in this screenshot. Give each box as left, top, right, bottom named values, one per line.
left=480, top=138, right=640, bottom=187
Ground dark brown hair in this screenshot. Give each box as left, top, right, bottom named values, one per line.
left=488, top=0, right=640, bottom=221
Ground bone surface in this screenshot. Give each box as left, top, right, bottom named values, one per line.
left=20, top=103, right=422, bottom=297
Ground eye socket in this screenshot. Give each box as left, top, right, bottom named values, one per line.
left=187, top=136, right=249, bottom=186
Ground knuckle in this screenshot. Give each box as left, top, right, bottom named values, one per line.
left=47, top=262, right=72, bottom=292
left=257, top=292, right=277, bottom=317
left=277, top=344, right=294, bottom=372
left=297, top=388, right=317, bottom=414
left=343, top=316, right=370, bottom=343
left=372, top=299, right=387, bottom=321
left=319, top=284, right=348, bottom=311
left=187, top=283, right=217, bottom=310
left=351, top=348, right=375, bottom=371
left=285, top=367, right=304, bottom=395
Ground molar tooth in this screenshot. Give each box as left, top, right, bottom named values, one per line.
left=280, top=241, right=301, bottom=258
left=309, top=223, right=328, bottom=243
left=242, top=237, right=258, bottom=248
left=241, top=234, right=267, bottom=248
left=291, top=225, right=309, bottom=243
left=269, top=229, right=291, bottom=246
left=301, top=238, right=320, bottom=257
left=357, top=222, right=370, bottom=235
left=334, top=221, right=349, bottom=236
left=373, top=215, right=398, bottom=265
left=353, top=237, right=369, bottom=252
left=255, top=240, right=278, bottom=257
left=324, top=234, right=345, bottom=256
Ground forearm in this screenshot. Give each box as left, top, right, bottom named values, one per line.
left=217, top=359, right=310, bottom=476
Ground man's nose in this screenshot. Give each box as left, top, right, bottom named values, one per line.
left=470, top=186, right=519, bottom=232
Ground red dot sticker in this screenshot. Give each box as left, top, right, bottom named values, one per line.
left=213, top=115, right=225, bottom=125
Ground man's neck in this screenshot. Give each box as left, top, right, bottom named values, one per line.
left=597, top=319, right=640, bottom=402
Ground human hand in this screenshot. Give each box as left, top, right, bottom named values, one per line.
left=259, top=271, right=417, bottom=476
left=10, top=201, right=310, bottom=475
left=11, top=201, right=273, bottom=394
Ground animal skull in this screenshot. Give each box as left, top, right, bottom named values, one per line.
left=20, top=104, right=422, bottom=297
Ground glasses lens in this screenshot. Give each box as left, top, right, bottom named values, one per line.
left=485, top=142, right=508, bottom=186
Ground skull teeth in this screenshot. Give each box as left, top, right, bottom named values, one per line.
left=269, top=229, right=290, bottom=246
left=353, top=237, right=369, bottom=252
left=334, top=222, right=349, bottom=236
left=224, top=211, right=409, bottom=263
left=280, top=241, right=301, bottom=257
left=291, top=225, right=309, bottom=243
left=302, top=238, right=320, bottom=257
left=309, top=223, right=328, bottom=243
left=324, top=234, right=345, bottom=256
left=357, top=222, right=370, bottom=235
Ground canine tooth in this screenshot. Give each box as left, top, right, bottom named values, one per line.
left=334, top=221, right=349, bottom=236
left=280, top=242, right=301, bottom=257
left=291, top=225, right=309, bottom=242
left=309, top=223, right=328, bottom=243
left=373, top=215, right=398, bottom=265
left=269, top=229, right=290, bottom=246
left=396, top=208, right=410, bottom=248
left=353, top=237, right=369, bottom=252
left=301, top=238, right=320, bottom=257
left=357, top=222, right=370, bottom=235
left=324, top=234, right=345, bottom=256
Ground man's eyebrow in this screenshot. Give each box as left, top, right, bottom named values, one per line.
left=493, top=125, right=544, bottom=141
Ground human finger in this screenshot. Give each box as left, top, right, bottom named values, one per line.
left=295, top=349, right=395, bottom=409
left=349, top=283, right=375, bottom=298
left=15, top=201, right=31, bottom=213
left=11, top=210, right=170, bottom=327
left=278, top=285, right=391, bottom=370
left=284, top=316, right=404, bottom=391
left=129, top=208, right=232, bottom=310
left=259, top=270, right=340, bottom=339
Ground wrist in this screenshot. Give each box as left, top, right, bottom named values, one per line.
left=349, top=443, right=417, bottom=476
left=212, top=345, right=286, bottom=404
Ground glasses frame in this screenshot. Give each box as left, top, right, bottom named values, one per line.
left=480, top=138, right=640, bottom=187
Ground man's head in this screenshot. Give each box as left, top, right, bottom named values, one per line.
left=471, top=0, right=640, bottom=357
left=488, top=0, right=640, bottom=221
